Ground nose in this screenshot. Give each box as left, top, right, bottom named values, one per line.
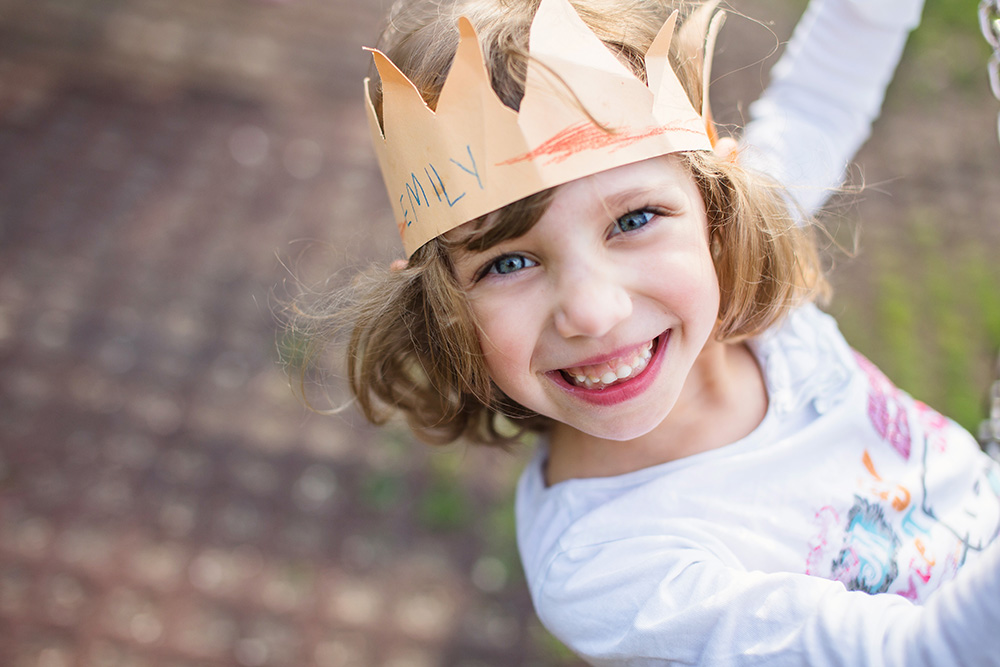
left=552, top=266, right=632, bottom=339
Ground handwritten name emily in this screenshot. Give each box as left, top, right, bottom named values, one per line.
left=398, top=145, right=483, bottom=228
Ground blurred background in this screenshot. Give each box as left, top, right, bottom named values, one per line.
left=0, top=0, right=997, bottom=665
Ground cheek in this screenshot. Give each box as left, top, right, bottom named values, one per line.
left=687, top=233, right=721, bottom=305
left=643, top=244, right=720, bottom=317
left=470, top=297, right=538, bottom=389
left=700, top=259, right=722, bottom=313
left=673, top=269, right=720, bottom=339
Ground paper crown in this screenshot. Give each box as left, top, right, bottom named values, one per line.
left=365, top=0, right=724, bottom=257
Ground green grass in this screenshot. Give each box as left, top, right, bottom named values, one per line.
left=905, top=0, right=992, bottom=94
left=836, top=211, right=1000, bottom=434
left=873, top=256, right=927, bottom=398
left=913, top=0, right=984, bottom=43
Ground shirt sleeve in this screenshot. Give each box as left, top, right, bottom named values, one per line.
left=740, top=0, right=925, bottom=215
left=535, top=534, right=1000, bottom=666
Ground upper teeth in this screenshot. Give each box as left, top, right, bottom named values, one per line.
left=563, top=341, right=654, bottom=390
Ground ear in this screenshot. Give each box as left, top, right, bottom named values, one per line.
left=713, top=136, right=739, bottom=163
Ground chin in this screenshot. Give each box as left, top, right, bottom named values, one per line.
left=564, top=410, right=669, bottom=443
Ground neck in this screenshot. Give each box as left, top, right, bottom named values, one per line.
left=545, top=338, right=768, bottom=485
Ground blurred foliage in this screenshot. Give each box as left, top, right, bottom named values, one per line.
left=418, top=456, right=475, bottom=532
left=477, top=487, right=527, bottom=592
left=913, top=0, right=984, bottom=43
left=903, top=0, right=991, bottom=94
left=361, top=471, right=406, bottom=512
left=835, top=211, right=1000, bottom=434
left=418, top=477, right=473, bottom=531
left=528, top=618, right=585, bottom=665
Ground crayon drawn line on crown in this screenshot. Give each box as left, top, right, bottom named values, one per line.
left=498, top=120, right=705, bottom=166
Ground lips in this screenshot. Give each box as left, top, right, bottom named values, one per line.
left=560, top=339, right=655, bottom=390
left=550, top=330, right=668, bottom=406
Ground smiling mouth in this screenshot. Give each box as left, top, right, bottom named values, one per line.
left=559, top=336, right=661, bottom=390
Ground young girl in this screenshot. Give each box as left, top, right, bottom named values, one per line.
left=295, top=0, right=1000, bottom=662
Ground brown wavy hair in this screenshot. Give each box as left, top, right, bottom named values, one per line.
left=285, top=0, right=829, bottom=446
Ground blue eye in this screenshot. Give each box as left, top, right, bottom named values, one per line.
left=614, top=210, right=654, bottom=234
left=484, top=254, right=534, bottom=277
left=615, top=211, right=653, bottom=237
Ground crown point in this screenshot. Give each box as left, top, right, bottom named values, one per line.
left=701, top=11, right=726, bottom=120
left=646, top=11, right=679, bottom=94
left=368, top=47, right=434, bottom=141
left=528, top=0, right=635, bottom=81
left=437, top=17, right=494, bottom=114
left=674, top=1, right=725, bottom=118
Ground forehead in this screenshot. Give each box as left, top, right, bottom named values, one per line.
left=551, top=154, right=694, bottom=209
left=445, top=154, right=696, bottom=250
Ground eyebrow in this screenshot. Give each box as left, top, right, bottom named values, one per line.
left=594, top=182, right=686, bottom=215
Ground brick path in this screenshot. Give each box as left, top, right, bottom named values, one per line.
left=0, top=0, right=581, bottom=664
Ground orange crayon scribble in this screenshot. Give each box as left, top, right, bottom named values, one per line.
left=915, top=539, right=935, bottom=565
left=862, top=450, right=910, bottom=511
left=862, top=450, right=881, bottom=480
left=498, top=121, right=703, bottom=166
left=892, top=486, right=911, bottom=512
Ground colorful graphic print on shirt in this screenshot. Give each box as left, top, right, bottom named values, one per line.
left=806, top=353, right=1000, bottom=601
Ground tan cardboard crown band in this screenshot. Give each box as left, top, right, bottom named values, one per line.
left=365, top=0, right=723, bottom=257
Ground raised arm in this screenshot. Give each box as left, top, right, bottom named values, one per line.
left=741, top=0, right=925, bottom=215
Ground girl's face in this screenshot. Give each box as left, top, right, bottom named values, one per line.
left=451, top=155, right=720, bottom=442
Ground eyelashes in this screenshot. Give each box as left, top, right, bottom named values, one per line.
left=475, top=253, right=537, bottom=281
left=470, top=206, right=666, bottom=283
left=610, top=209, right=655, bottom=236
